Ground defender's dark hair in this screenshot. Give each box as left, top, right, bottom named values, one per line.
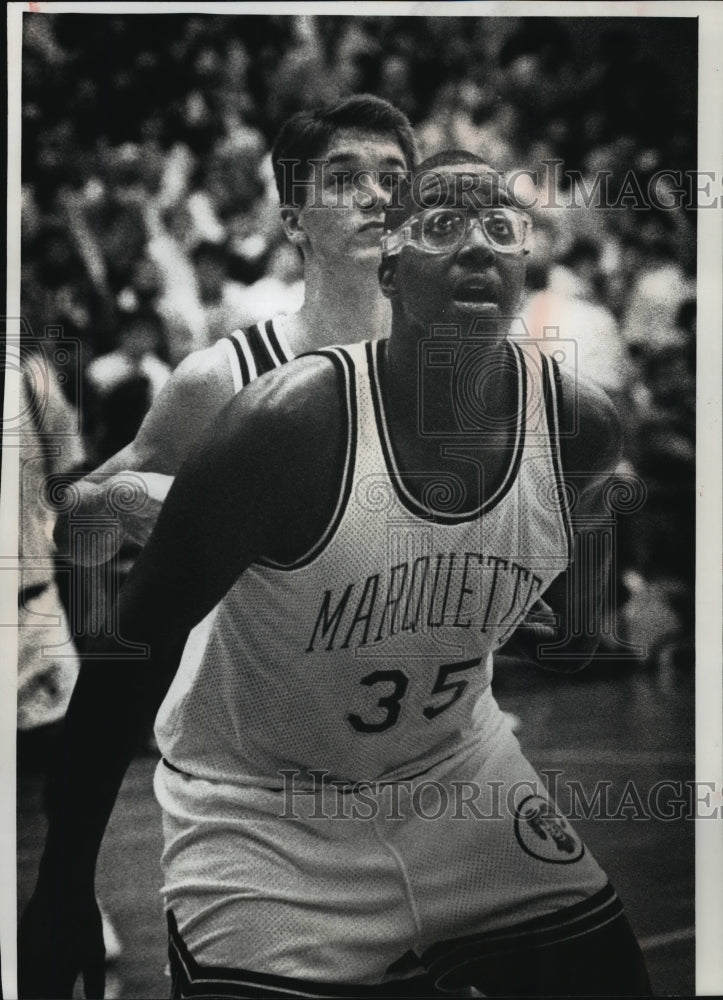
left=271, top=94, right=417, bottom=208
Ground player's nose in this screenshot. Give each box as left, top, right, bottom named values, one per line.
left=456, top=221, right=496, bottom=263
left=355, top=173, right=394, bottom=214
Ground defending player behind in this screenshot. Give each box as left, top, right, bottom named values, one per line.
left=53, top=95, right=416, bottom=563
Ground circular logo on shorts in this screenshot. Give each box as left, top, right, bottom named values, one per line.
left=514, top=794, right=584, bottom=864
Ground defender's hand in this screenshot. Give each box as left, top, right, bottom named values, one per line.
left=120, top=471, right=173, bottom=546
left=53, top=472, right=173, bottom=562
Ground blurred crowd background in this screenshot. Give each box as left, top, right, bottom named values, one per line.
left=20, top=13, right=697, bottom=668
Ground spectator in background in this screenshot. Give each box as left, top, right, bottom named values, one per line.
left=226, top=241, right=304, bottom=334
left=520, top=236, right=636, bottom=421
left=140, top=136, right=292, bottom=362
left=622, top=238, right=695, bottom=358
left=188, top=240, right=251, bottom=346
left=117, top=255, right=166, bottom=324
left=85, top=310, right=171, bottom=465
left=21, top=222, right=101, bottom=397
left=621, top=298, right=695, bottom=668
left=416, top=80, right=518, bottom=168
left=186, top=127, right=278, bottom=251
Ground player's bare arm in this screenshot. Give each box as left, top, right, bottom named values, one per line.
left=498, top=365, right=623, bottom=673
left=53, top=341, right=237, bottom=557
left=19, top=355, right=344, bottom=1000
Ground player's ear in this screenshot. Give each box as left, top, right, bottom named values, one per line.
left=280, top=207, right=309, bottom=250
left=378, top=256, right=398, bottom=299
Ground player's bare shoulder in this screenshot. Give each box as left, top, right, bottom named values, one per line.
left=163, top=340, right=237, bottom=421
left=206, top=352, right=347, bottom=564
left=131, top=340, right=237, bottom=473
left=217, top=352, right=344, bottom=472
left=555, top=363, right=622, bottom=481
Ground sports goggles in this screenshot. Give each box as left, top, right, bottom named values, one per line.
left=381, top=205, right=532, bottom=256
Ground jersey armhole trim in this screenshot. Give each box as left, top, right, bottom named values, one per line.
left=256, top=346, right=357, bottom=573
left=541, top=353, right=574, bottom=564
left=265, top=318, right=295, bottom=364
left=221, top=337, right=243, bottom=393
left=226, top=329, right=257, bottom=388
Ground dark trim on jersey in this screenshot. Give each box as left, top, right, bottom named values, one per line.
left=245, top=322, right=284, bottom=378
left=227, top=331, right=252, bottom=385
left=256, top=347, right=357, bottom=572
left=367, top=339, right=527, bottom=523
left=168, top=910, right=438, bottom=998
left=541, top=352, right=574, bottom=564
left=226, top=320, right=292, bottom=392
left=422, top=881, right=622, bottom=990
left=265, top=319, right=293, bottom=365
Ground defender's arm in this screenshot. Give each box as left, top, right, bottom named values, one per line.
left=53, top=342, right=237, bottom=559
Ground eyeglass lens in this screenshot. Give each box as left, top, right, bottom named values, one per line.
left=421, top=208, right=524, bottom=250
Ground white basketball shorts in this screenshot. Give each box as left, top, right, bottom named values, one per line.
left=154, top=720, right=609, bottom=987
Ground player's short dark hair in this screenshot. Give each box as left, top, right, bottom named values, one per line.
left=384, top=149, right=494, bottom=233
left=271, top=94, right=417, bottom=208
left=415, top=150, right=489, bottom=172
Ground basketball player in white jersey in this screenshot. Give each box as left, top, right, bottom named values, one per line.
left=21, top=153, right=651, bottom=998
left=53, top=94, right=415, bottom=559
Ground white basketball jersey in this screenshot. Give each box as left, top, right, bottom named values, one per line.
left=155, top=339, right=572, bottom=786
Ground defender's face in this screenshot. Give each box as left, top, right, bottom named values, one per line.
left=294, top=128, right=409, bottom=266
left=392, top=165, right=527, bottom=335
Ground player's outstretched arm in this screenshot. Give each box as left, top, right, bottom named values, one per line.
left=19, top=356, right=342, bottom=1000
left=497, top=370, right=623, bottom=673
left=53, top=343, right=236, bottom=561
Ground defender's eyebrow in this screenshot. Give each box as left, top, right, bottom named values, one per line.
left=325, top=152, right=407, bottom=170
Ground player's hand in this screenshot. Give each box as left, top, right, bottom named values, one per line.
left=52, top=478, right=120, bottom=563
left=18, top=881, right=105, bottom=999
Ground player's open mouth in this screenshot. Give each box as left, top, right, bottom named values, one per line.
left=452, top=281, right=501, bottom=308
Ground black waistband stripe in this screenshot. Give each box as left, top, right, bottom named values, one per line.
left=422, top=882, right=621, bottom=985
left=168, top=910, right=432, bottom=998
